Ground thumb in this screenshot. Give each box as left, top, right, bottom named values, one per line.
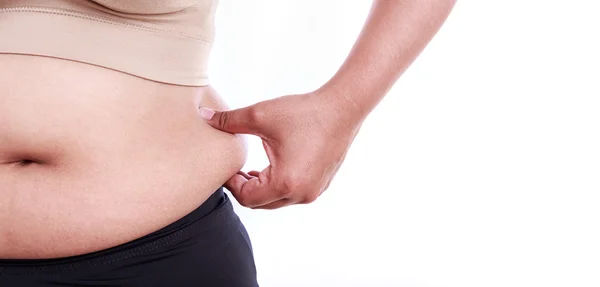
left=199, top=106, right=258, bottom=134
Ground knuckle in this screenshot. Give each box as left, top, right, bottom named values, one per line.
left=239, top=199, right=254, bottom=208
left=277, top=184, right=294, bottom=198
left=281, top=176, right=303, bottom=197
left=234, top=194, right=253, bottom=208
left=248, top=106, right=261, bottom=123
left=301, top=193, right=319, bottom=204
left=218, top=112, right=229, bottom=130
left=246, top=106, right=263, bottom=126
left=219, top=113, right=230, bottom=129
left=280, top=173, right=320, bottom=203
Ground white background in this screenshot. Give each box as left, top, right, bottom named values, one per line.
left=209, top=1, right=600, bottom=286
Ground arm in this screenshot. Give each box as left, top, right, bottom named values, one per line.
left=200, top=0, right=457, bottom=209
left=322, top=0, right=457, bottom=119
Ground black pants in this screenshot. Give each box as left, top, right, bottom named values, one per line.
left=0, top=188, right=259, bottom=287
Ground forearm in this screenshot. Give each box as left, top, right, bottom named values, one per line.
left=320, top=0, right=456, bottom=119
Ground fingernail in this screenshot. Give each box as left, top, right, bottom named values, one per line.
left=199, top=107, right=215, bottom=120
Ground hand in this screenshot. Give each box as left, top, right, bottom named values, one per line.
left=199, top=90, right=363, bottom=209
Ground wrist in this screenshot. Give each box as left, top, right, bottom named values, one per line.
left=316, top=81, right=372, bottom=122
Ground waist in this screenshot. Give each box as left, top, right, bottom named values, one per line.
left=0, top=54, right=247, bottom=259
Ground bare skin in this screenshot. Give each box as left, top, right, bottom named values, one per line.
left=0, top=54, right=246, bottom=259
left=201, top=0, right=457, bottom=209
left=0, top=0, right=455, bottom=259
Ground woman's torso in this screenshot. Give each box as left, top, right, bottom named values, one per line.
left=0, top=54, right=246, bottom=259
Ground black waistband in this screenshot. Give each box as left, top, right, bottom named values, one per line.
left=0, top=187, right=231, bottom=274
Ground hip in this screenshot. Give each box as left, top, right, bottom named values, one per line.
left=0, top=189, right=259, bottom=287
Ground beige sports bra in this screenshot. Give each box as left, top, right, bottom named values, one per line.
left=0, top=0, right=218, bottom=86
